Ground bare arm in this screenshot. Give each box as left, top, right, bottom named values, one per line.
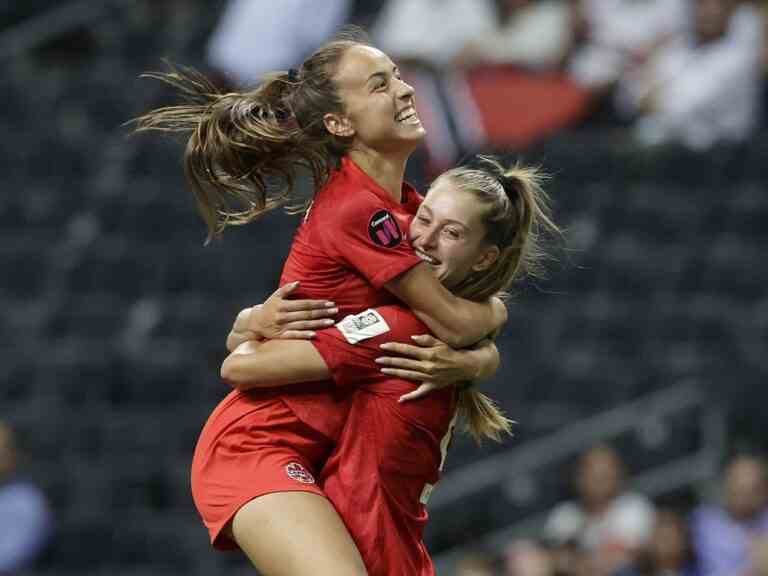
left=220, top=339, right=331, bottom=390
left=385, top=263, right=507, bottom=349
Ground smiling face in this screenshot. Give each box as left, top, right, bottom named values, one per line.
left=409, top=177, right=500, bottom=289
left=325, top=45, right=425, bottom=155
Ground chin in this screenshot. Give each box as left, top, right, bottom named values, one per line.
left=439, top=272, right=459, bottom=289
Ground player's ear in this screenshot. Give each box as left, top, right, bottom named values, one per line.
left=472, top=245, right=500, bottom=272
left=323, top=113, right=355, bottom=138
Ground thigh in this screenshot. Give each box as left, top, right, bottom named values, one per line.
left=191, top=392, right=334, bottom=549
left=231, top=491, right=367, bottom=576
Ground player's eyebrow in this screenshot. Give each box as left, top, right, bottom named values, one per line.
left=419, top=205, right=470, bottom=231
left=366, top=66, right=399, bottom=86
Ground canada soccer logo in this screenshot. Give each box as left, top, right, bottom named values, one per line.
left=285, top=462, right=315, bottom=484
left=368, top=209, right=402, bottom=248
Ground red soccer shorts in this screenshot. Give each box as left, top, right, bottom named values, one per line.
left=191, top=390, right=332, bottom=550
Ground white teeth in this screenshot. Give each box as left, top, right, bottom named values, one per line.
left=396, top=108, right=417, bottom=122
left=415, top=249, right=439, bottom=264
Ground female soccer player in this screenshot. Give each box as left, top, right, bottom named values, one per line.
left=136, top=28, right=506, bottom=576
left=221, top=156, right=560, bottom=575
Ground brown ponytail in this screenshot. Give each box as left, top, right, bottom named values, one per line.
left=132, top=28, right=371, bottom=242
left=432, top=155, right=561, bottom=443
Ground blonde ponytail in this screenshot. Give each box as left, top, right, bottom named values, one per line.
left=431, top=155, right=561, bottom=443
left=457, top=388, right=514, bottom=443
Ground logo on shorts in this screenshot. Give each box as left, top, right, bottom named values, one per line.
left=285, top=462, right=315, bottom=484
left=368, top=209, right=402, bottom=248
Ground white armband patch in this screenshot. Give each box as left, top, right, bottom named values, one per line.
left=336, top=309, right=390, bottom=344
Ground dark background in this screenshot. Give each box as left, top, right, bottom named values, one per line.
left=1, top=1, right=766, bottom=574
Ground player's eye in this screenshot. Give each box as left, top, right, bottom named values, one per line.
left=444, top=228, right=461, bottom=239
left=416, top=216, right=430, bottom=225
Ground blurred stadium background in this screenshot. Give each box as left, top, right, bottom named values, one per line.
left=1, top=1, right=766, bottom=575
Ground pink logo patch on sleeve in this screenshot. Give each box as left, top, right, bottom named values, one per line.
left=285, top=462, right=316, bottom=484
left=368, top=209, right=402, bottom=248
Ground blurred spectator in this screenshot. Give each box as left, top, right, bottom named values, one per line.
left=566, top=0, right=688, bottom=93
left=206, top=0, right=352, bottom=87
left=750, top=536, right=768, bottom=576
left=614, top=508, right=698, bottom=576
left=0, top=421, right=52, bottom=574
left=544, top=445, right=655, bottom=576
left=372, top=0, right=496, bottom=69
left=372, top=0, right=589, bottom=170
left=624, top=0, right=764, bottom=148
left=453, top=0, right=573, bottom=71
left=691, top=454, right=768, bottom=576
left=548, top=540, right=590, bottom=576
left=505, top=540, right=555, bottom=575
left=456, top=549, right=500, bottom=576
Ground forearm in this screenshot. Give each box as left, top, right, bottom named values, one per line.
left=386, top=264, right=507, bottom=348
left=226, top=305, right=263, bottom=352
left=467, top=339, right=500, bottom=382
left=220, top=339, right=330, bottom=390
left=226, top=329, right=259, bottom=352
left=413, top=296, right=504, bottom=349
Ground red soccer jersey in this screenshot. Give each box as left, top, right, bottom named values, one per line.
left=311, top=306, right=458, bottom=576
left=276, top=157, right=423, bottom=441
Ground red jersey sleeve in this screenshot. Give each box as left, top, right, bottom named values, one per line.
left=311, top=305, right=429, bottom=388
left=323, top=191, right=422, bottom=289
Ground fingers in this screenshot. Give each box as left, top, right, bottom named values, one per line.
left=378, top=342, right=434, bottom=360
left=274, top=281, right=301, bottom=298
left=380, top=367, right=432, bottom=382
left=282, top=319, right=336, bottom=331
left=277, top=308, right=338, bottom=324
left=410, top=334, right=441, bottom=347
left=278, top=299, right=336, bottom=313
left=278, top=330, right=318, bottom=340
left=376, top=356, right=433, bottom=373
left=398, top=382, right=439, bottom=403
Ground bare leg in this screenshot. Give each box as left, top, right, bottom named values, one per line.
left=230, top=492, right=368, bottom=576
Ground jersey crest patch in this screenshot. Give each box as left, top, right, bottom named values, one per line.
left=285, top=462, right=315, bottom=484
left=336, top=309, right=391, bottom=344
left=368, top=209, right=402, bottom=247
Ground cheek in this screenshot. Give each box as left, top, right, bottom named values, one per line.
left=441, top=243, right=476, bottom=271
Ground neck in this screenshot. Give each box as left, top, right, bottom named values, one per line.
left=348, top=148, right=408, bottom=203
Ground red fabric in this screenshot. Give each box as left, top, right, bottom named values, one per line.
left=313, top=306, right=457, bottom=576
left=278, top=156, right=423, bottom=440
left=466, top=67, right=593, bottom=149
left=190, top=389, right=332, bottom=550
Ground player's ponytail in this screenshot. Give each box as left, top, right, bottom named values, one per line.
left=431, top=155, right=561, bottom=443
left=132, top=28, right=371, bottom=242
left=457, top=388, right=514, bottom=443
left=445, top=156, right=559, bottom=302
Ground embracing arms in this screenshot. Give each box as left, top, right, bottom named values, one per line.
left=221, top=339, right=330, bottom=388
left=385, top=263, right=506, bottom=349
left=222, top=285, right=501, bottom=401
